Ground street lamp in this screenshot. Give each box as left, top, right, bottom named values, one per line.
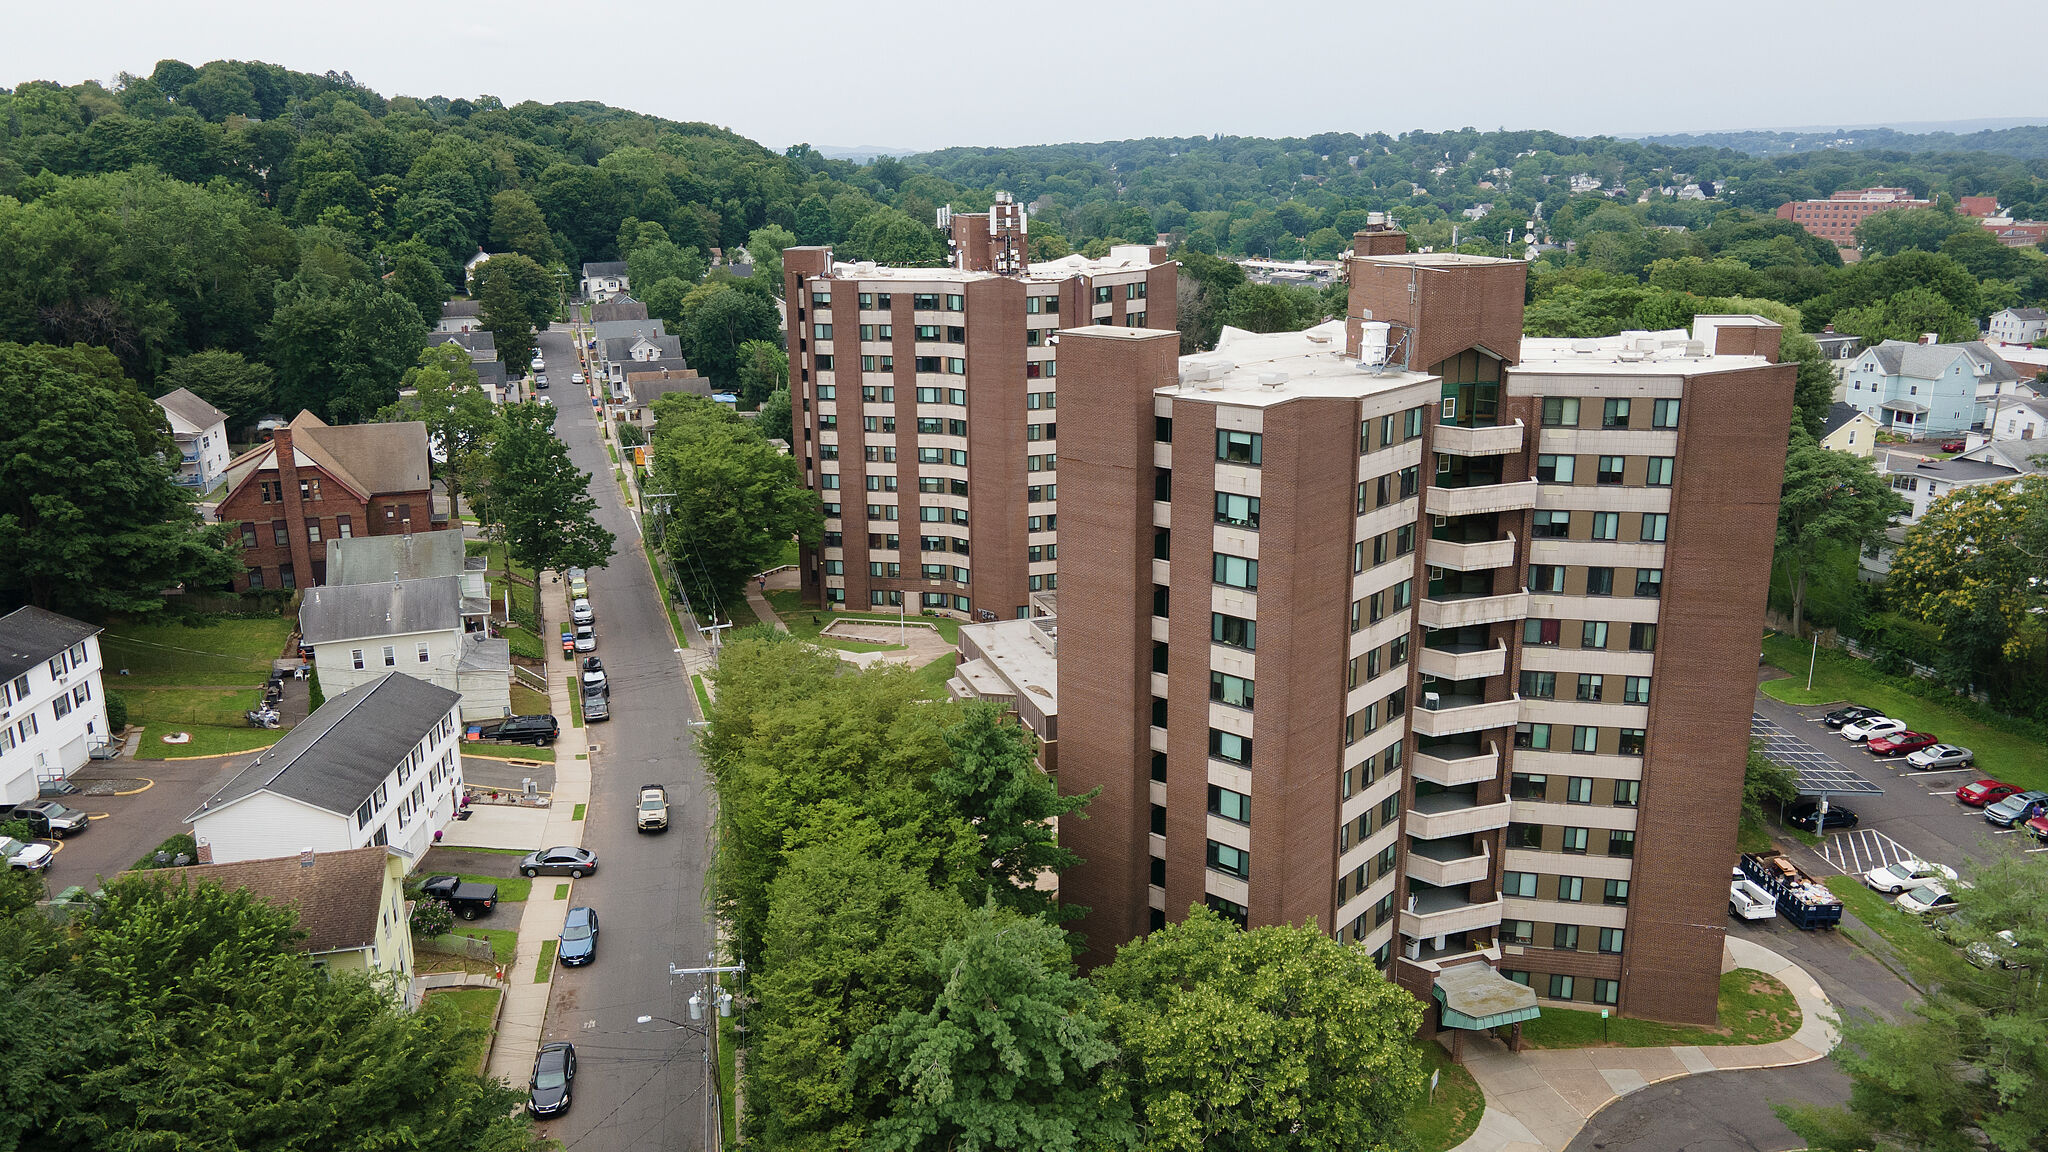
left=667, top=958, right=746, bottom=1152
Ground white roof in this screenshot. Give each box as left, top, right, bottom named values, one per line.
left=1161, top=321, right=1437, bottom=409
left=819, top=245, right=1162, bottom=286
left=1516, top=328, right=1774, bottom=376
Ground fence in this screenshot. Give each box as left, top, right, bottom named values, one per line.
left=512, top=666, right=549, bottom=694
left=420, top=932, right=500, bottom=962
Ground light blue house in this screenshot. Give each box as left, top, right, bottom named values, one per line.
left=1842, top=340, right=2017, bottom=438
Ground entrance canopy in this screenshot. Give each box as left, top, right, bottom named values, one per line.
left=1433, top=962, right=1541, bottom=1030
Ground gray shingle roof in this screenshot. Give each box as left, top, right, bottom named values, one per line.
left=428, top=330, right=496, bottom=354
left=190, top=673, right=459, bottom=821
left=592, top=318, right=668, bottom=343
left=0, top=606, right=101, bottom=680
left=457, top=636, right=509, bottom=673
left=627, top=373, right=711, bottom=408
left=582, top=261, right=629, bottom=279
left=2007, top=308, right=2047, bottom=322
left=1961, top=439, right=2048, bottom=475
left=325, top=532, right=466, bottom=585
left=155, top=387, right=228, bottom=431
left=441, top=300, right=482, bottom=319
left=1881, top=452, right=2021, bottom=483
left=590, top=297, right=649, bottom=323
left=299, top=575, right=462, bottom=644
left=1865, top=340, right=2019, bottom=384
left=601, top=334, right=684, bottom=364
left=1821, top=402, right=1868, bottom=439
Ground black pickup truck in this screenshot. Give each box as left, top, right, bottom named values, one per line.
left=419, top=875, right=500, bottom=920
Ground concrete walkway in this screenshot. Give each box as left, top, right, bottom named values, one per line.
left=743, top=584, right=789, bottom=633
left=482, top=573, right=594, bottom=1087
left=1450, top=936, right=1839, bottom=1152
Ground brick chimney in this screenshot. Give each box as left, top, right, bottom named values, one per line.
left=1352, top=213, right=1409, bottom=257
left=196, top=838, right=213, bottom=864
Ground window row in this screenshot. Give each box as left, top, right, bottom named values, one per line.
left=255, top=477, right=324, bottom=504
left=1338, top=738, right=1404, bottom=800
left=1522, top=618, right=1658, bottom=652
left=1349, top=580, right=1414, bottom=630
left=1335, top=843, right=1400, bottom=906
left=1539, top=396, right=1680, bottom=429
left=1501, top=970, right=1621, bottom=1005
left=349, top=644, right=433, bottom=671
left=1507, top=821, right=1637, bottom=857
left=1529, top=510, right=1669, bottom=542
left=1355, top=524, right=1417, bottom=571
left=1336, top=792, right=1402, bottom=852
left=1501, top=872, right=1634, bottom=911
left=1536, top=453, right=1675, bottom=486
left=1515, top=723, right=1648, bottom=756
left=1361, top=406, right=1430, bottom=453
left=240, top=516, right=356, bottom=549
left=1527, top=565, right=1662, bottom=597
left=1356, top=468, right=1422, bottom=512
left=1343, top=686, right=1408, bottom=745
left=1346, top=633, right=1411, bottom=690
left=1517, top=671, right=1652, bottom=704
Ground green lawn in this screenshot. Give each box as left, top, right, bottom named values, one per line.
left=566, top=677, right=583, bottom=726
left=1517, top=969, right=1799, bottom=1049
left=424, top=986, right=501, bottom=1066
left=502, top=623, right=544, bottom=661
left=510, top=683, right=550, bottom=716
left=553, top=882, right=569, bottom=901
left=572, top=803, right=586, bottom=821
left=435, top=926, right=519, bottom=965
left=1402, top=1039, right=1485, bottom=1152
left=535, top=939, right=558, bottom=981
left=100, top=616, right=296, bottom=685
left=764, top=589, right=962, bottom=645
left=1825, top=875, right=1975, bottom=987
left=911, top=654, right=959, bottom=700
left=644, top=549, right=690, bottom=648
left=1761, top=634, right=2048, bottom=793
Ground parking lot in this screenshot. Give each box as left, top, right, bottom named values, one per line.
left=31, top=749, right=254, bottom=892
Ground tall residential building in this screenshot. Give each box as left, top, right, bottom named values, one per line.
left=784, top=198, right=1176, bottom=621
left=1773, top=187, right=1931, bottom=250
left=1055, top=228, right=1794, bottom=1027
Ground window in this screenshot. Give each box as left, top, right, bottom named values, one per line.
left=1628, top=622, right=1657, bottom=652
left=245, top=567, right=264, bottom=590
left=1520, top=670, right=1556, bottom=699
left=1590, top=512, right=1620, bottom=540
left=1514, top=723, right=1552, bottom=750
left=1209, top=728, right=1252, bottom=765
left=1537, top=454, right=1575, bottom=483
left=1604, top=879, right=1632, bottom=909
left=1395, top=524, right=1415, bottom=555
left=1640, top=513, right=1668, bottom=542
left=1541, top=397, right=1580, bottom=427
left=382, top=645, right=396, bottom=667
left=1529, top=564, right=1565, bottom=592
left=1094, top=285, right=1114, bottom=304
left=1213, top=554, right=1258, bottom=589
left=240, top=523, right=258, bottom=548
left=1646, top=457, right=1675, bottom=486
left=1623, top=676, right=1650, bottom=704
left=1207, top=895, right=1248, bottom=928
left=1532, top=510, right=1571, bottom=538
left=1549, top=974, right=1576, bottom=1000
left=416, top=642, right=430, bottom=664
left=1554, top=925, right=1580, bottom=951
left=51, top=693, right=70, bottom=720
left=1210, top=671, right=1254, bottom=709
left=1508, top=822, right=1543, bottom=848
left=1212, top=613, right=1256, bottom=650
left=1612, top=780, right=1640, bottom=807
left=1652, top=398, right=1680, bottom=428
left=1634, top=568, right=1662, bottom=597
left=1217, top=429, right=1261, bottom=464
left=1209, top=784, right=1251, bottom=823
left=1572, top=725, right=1599, bottom=752
left=1524, top=618, right=1561, bottom=646
left=1581, top=621, right=1609, bottom=649
left=1609, top=830, right=1637, bottom=857
left=1585, top=566, right=1614, bottom=596
left=1598, top=927, right=1625, bottom=954
left=1565, top=776, right=1594, bottom=804
left=1558, top=876, right=1584, bottom=902
left=1602, top=398, right=1631, bottom=428
left=1618, top=728, right=1647, bottom=756
left=1576, top=674, right=1604, bottom=702
left=1593, top=979, right=1619, bottom=1005
left=813, top=323, right=832, bottom=339
left=1562, top=827, right=1589, bottom=853
left=1596, top=456, right=1625, bottom=485
left=259, top=479, right=282, bottom=503
left=1215, top=492, right=1259, bottom=528
left=272, top=520, right=289, bottom=546
left=304, top=518, right=322, bottom=544
left=1502, top=871, right=1537, bottom=897
left=1510, top=772, right=1549, bottom=800
left=1207, top=840, right=1251, bottom=879
left=336, top=514, right=351, bottom=539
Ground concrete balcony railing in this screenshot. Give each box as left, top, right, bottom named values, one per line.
left=1432, top=420, right=1526, bottom=457
left=1406, top=794, right=1512, bottom=840
left=1417, top=589, right=1528, bottom=630
left=1399, top=895, right=1504, bottom=940
left=1412, top=743, right=1500, bottom=787
left=1426, top=534, right=1518, bottom=573
left=1417, top=641, right=1509, bottom=681
left=1425, top=478, right=1540, bottom=518
left=1412, top=693, right=1520, bottom=738
left=1405, top=844, right=1493, bottom=888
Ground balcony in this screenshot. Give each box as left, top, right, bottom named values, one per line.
left=1405, top=839, right=1492, bottom=888
left=1407, top=792, right=1512, bottom=840
left=1426, top=534, right=1517, bottom=573
left=1425, top=479, right=1539, bottom=518
left=1399, top=890, right=1504, bottom=939
left=1418, top=641, right=1508, bottom=681
left=1412, top=743, right=1500, bottom=787
left=1417, top=589, right=1528, bottom=630
left=1413, top=687, right=1519, bottom=737
left=1433, top=420, right=1526, bottom=457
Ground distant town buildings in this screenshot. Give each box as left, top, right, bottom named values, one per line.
left=1773, top=188, right=1932, bottom=250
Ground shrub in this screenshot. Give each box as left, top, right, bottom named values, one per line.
left=616, top=421, right=646, bottom=448
left=307, top=670, right=325, bottom=711
left=104, top=690, right=129, bottom=731
left=132, top=833, right=198, bottom=870
left=411, top=898, right=455, bottom=938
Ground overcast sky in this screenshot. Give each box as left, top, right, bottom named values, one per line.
left=6, top=0, right=2041, bottom=153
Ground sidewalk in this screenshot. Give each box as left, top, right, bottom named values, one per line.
left=483, top=572, right=594, bottom=1087
left=1450, top=936, right=1839, bottom=1152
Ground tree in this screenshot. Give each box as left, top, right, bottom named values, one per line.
left=734, top=339, right=787, bottom=407
left=0, top=343, right=240, bottom=616
left=1222, top=283, right=1322, bottom=334
left=1744, top=744, right=1799, bottom=830
left=1775, top=435, right=1907, bottom=638
left=843, top=208, right=946, bottom=266
left=157, top=348, right=275, bottom=433
left=1095, top=908, right=1426, bottom=1152
left=1886, top=479, right=2045, bottom=704
left=1853, top=205, right=1978, bottom=260
left=266, top=280, right=427, bottom=423
left=484, top=403, right=615, bottom=608
left=625, top=239, right=706, bottom=293
left=384, top=240, right=453, bottom=322
left=850, top=905, right=1135, bottom=1152
left=473, top=252, right=556, bottom=370
left=935, top=703, right=1088, bottom=917
left=757, top=388, right=792, bottom=444
left=747, top=224, right=797, bottom=296
left=648, top=394, right=821, bottom=611
left=488, top=189, right=557, bottom=263
left=378, top=344, right=500, bottom=519
left=679, top=282, right=781, bottom=387
left=1831, top=287, right=1978, bottom=345
left=1780, top=332, right=1836, bottom=441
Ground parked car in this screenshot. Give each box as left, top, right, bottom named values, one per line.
left=637, top=784, right=670, bottom=832
left=0, top=836, right=54, bottom=872
left=1863, top=858, right=1958, bottom=894
left=574, top=622, right=596, bottom=652
left=567, top=569, right=589, bottom=599
left=419, top=875, right=499, bottom=920
left=1730, top=875, right=1778, bottom=920
left=1966, top=929, right=2024, bottom=970
left=2026, top=814, right=2048, bottom=845
left=1896, top=881, right=1967, bottom=916
left=1906, top=743, right=1974, bottom=771
left=531, top=354, right=546, bottom=370
left=1867, top=731, right=1938, bottom=758
left=557, top=906, right=599, bottom=966
left=528, top=1042, right=576, bottom=1116
left=1941, top=439, right=1966, bottom=453
left=581, top=688, right=610, bottom=723
left=1958, top=779, right=2022, bottom=807
left=1985, top=790, right=2048, bottom=828
left=571, top=598, right=594, bottom=625
left=571, top=372, right=585, bottom=385
left=469, top=714, right=559, bottom=746
left=1786, top=800, right=1859, bottom=831
left=521, top=846, right=598, bottom=878
left=1823, top=704, right=1883, bottom=729
left=535, top=374, right=549, bottom=389
left=13, top=800, right=89, bottom=838
left=1841, top=716, right=1907, bottom=744
left=581, top=657, right=607, bottom=693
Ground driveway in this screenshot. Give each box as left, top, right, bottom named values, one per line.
left=40, top=750, right=253, bottom=890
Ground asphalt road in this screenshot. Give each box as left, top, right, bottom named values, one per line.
left=525, top=324, right=722, bottom=1152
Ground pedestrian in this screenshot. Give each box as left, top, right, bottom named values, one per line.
left=758, top=578, right=766, bottom=593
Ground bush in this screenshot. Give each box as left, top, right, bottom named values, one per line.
left=411, top=898, right=455, bottom=938
left=104, top=690, right=129, bottom=731
left=0, top=819, right=35, bottom=843
left=616, top=421, right=646, bottom=447
left=131, top=833, right=198, bottom=870
left=307, top=670, right=325, bottom=712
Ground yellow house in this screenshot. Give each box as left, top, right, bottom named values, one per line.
left=128, top=845, right=414, bottom=996
left=1821, top=402, right=1880, bottom=458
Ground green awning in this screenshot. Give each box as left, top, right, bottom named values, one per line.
left=1433, top=963, right=1541, bottom=1030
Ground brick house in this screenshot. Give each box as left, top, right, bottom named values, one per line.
left=216, top=412, right=441, bottom=592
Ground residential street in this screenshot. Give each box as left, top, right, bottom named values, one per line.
left=526, top=323, right=723, bottom=1152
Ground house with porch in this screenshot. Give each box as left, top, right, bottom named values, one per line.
left=581, top=261, right=629, bottom=300
left=187, top=673, right=464, bottom=867
left=1841, top=339, right=2017, bottom=437
left=0, top=607, right=111, bottom=807
left=156, top=388, right=232, bottom=491
left=299, top=573, right=508, bottom=721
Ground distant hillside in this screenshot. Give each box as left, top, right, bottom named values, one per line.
left=1642, top=124, right=2048, bottom=159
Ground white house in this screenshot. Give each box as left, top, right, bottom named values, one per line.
left=581, top=260, right=629, bottom=300
left=298, top=575, right=509, bottom=721
left=1989, top=308, right=2048, bottom=347
left=1863, top=441, right=2044, bottom=579
left=0, top=607, right=112, bottom=806
left=155, top=388, right=231, bottom=491
left=462, top=249, right=496, bottom=290
left=187, top=673, right=464, bottom=868
left=438, top=300, right=483, bottom=334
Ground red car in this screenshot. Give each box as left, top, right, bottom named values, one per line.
left=1868, top=730, right=1938, bottom=757
left=1957, top=779, right=2022, bottom=807
left=1941, top=440, right=1966, bottom=453
left=2027, top=814, right=2048, bottom=845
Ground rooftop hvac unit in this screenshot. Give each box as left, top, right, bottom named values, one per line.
left=1258, top=372, right=1289, bottom=388
left=1358, top=321, right=1391, bottom=367
left=1423, top=691, right=1442, bottom=710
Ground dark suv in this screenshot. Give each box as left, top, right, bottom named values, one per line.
left=473, top=715, right=559, bottom=746
left=14, top=800, right=89, bottom=838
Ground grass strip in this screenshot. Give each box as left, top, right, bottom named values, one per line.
left=554, top=883, right=569, bottom=900
left=572, top=803, right=586, bottom=821
left=1825, top=875, right=1975, bottom=987
left=535, top=939, right=558, bottom=982
left=1516, top=969, right=1799, bottom=1049
left=692, top=674, right=712, bottom=717
left=1401, top=1038, right=1484, bottom=1152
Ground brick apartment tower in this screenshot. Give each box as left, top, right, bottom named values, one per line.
left=1057, top=224, right=1793, bottom=1026
left=783, top=200, right=1176, bottom=621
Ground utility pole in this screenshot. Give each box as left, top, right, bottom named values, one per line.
left=668, top=958, right=746, bottom=1151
